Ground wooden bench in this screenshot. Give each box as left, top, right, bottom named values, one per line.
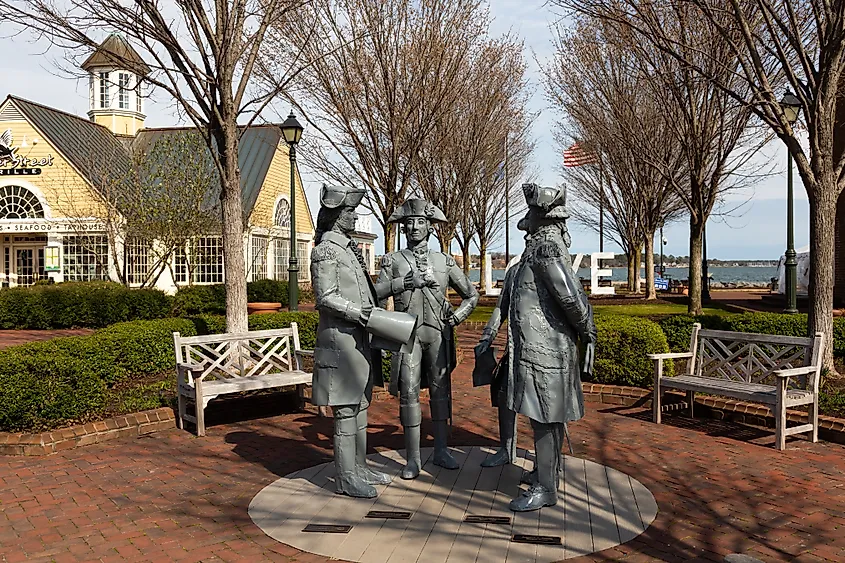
left=649, top=323, right=824, bottom=450
left=173, top=324, right=313, bottom=436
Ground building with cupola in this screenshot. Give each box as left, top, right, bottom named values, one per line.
left=0, top=34, right=380, bottom=292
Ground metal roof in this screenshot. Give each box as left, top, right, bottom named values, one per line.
left=3, top=95, right=283, bottom=221
left=81, top=33, right=151, bottom=76
left=10, top=96, right=132, bottom=192
left=133, top=125, right=282, bottom=220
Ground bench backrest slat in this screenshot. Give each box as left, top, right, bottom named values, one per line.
left=172, top=324, right=301, bottom=382
left=692, top=324, right=822, bottom=387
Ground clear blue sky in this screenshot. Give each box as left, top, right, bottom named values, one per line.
left=1, top=0, right=807, bottom=260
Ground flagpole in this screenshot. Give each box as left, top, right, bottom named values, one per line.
left=599, top=165, right=604, bottom=253
left=504, top=131, right=509, bottom=266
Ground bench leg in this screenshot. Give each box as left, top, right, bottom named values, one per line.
left=296, top=384, right=306, bottom=411
left=176, top=392, right=185, bottom=431
left=195, top=380, right=206, bottom=437
left=687, top=391, right=695, bottom=418
left=811, top=395, right=820, bottom=443
left=653, top=359, right=663, bottom=424
left=775, top=380, right=787, bottom=450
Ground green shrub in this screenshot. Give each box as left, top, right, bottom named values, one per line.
left=658, top=314, right=728, bottom=352
left=170, top=284, right=227, bottom=316
left=172, top=281, right=315, bottom=316
left=0, top=352, right=107, bottom=432
left=721, top=312, right=808, bottom=337
left=0, top=282, right=171, bottom=329
left=590, top=314, right=672, bottom=388
left=833, top=317, right=845, bottom=358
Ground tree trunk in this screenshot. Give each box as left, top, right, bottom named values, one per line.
left=645, top=233, right=656, bottom=300
left=479, top=239, right=488, bottom=294
left=634, top=244, right=642, bottom=294
left=384, top=222, right=397, bottom=255
left=462, top=243, right=471, bottom=276
left=688, top=218, right=704, bottom=315
left=808, top=188, right=837, bottom=372
left=626, top=248, right=637, bottom=292
left=216, top=122, right=248, bottom=333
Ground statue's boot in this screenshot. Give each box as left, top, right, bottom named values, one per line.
left=401, top=425, right=422, bottom=480
left=481, top=404, right=516, bottom=467
left=509, top=421, right=559, bottom=512
left=432, top=420, right=459, bottom=469
left=355, top=408, right=391, bottom=485
left=334, top=415, right=377, bottom=498
left=520, top=468, right=538, bottom=485
left=400, top=403, right=422, bottom=479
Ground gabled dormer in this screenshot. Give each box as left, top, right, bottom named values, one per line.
left=82, top=33, right=150, bottom=136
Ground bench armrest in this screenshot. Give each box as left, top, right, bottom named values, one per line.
left=296, top=349, right=314, bottom=357
left=773, top=366, right=818, bottom=378
left=647, top=352, right=693, bottom=360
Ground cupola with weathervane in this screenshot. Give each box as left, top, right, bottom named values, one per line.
left=82, top=33, right=150, bottom=136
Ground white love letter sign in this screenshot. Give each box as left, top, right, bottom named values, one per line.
left=591, top=252, right=615, bottom=295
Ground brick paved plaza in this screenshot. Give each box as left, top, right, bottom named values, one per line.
left=1, top=330, right=845, bottom=562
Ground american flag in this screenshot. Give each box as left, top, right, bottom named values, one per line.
left=563, top=142, right=599, bottom=167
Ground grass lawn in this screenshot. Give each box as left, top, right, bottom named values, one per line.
left=466, top=302, right=733, bottom=323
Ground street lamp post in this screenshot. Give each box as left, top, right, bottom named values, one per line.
left=281, top=111, right=304, bottom=311
left=659, top=226, right=665, bottom=277
left=780, top=90, right=802, bottom=314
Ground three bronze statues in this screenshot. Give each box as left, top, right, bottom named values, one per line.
left=311, top=183, right=595, bottom=512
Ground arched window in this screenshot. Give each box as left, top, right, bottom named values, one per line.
left=274, top=198, right=291, bottom=227
left=0, top=185, right=44, bottom=219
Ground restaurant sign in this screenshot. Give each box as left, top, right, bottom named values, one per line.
left=0, top=220, right=105, bottom=233
left=0, top=129, right=55, bottom=174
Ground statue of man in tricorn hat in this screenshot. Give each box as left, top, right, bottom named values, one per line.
left=311, top=185, right=417, bottom=498
left=376, top=198, right=479, bottom=479
left=476, top=183, right=596, bottom=512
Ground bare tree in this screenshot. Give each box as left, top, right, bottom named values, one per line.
left=546, top=20, right=686, bottom=296
left=556, top=0, right=845, bottom=368
left=413, top=33, right=531, bottom=291
left=53, top=131, right=221, bottom=288
left=0, top=0, right=310, bottom=331
left=267, top=0, right=489, bottom=252
left=551, top=5, right=767, bottom=314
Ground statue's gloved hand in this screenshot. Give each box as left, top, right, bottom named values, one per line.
left=582, top=342, right=596, bottom=377
left=404, top=270, right=429, bottom=290
left=445, top=313, right=459, bottom=328
left=359, top=304, right=373, bottom=326
left=475, top=328, right=495, bottom=356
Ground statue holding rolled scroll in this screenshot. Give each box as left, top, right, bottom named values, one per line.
left=376, top=199, right=479, bottom=479
left=311, top=184, right=417, bottom=498
left=476, top=183, right=596, bottom=512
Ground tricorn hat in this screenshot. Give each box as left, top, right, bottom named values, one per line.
left=320, top=184, right=366, bottom=209
left=522, top=183, right=569, bottom=220
left=387, top=198, right=447, bottom=223
left=517, top=211, right=529, bottom=232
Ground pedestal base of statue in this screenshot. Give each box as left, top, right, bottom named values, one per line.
left=249, top=446, right=657, bottom=562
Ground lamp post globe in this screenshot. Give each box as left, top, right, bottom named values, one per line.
left=779, top=91, right=801, bottom=314
left=281, top=111, right=304, bottom=311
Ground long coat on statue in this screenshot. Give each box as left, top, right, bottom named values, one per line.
left=500, top=227, right=596, bottom=424
left=310, top=230, right=383, bottom=406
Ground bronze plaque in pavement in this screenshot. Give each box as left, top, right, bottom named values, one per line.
left=302, top=524, right=352, bottom=533
left=511, top=534, right=562, bottom=545
left=365, top=510, right=412, bottom=519
left=464, top=515, right=512, bottom=524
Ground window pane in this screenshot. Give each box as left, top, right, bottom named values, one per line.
left=189, top=236, right=223, bottom=284
left=63, top=235, right=108, bottom=282
left=250, top=235, right=268, bottom=281
left=99, top=72, right=109, bottom=109
left=126, top=237, right=150, bottom=285
left=296, top=242, right=309, bottom=282
left=274, top=238, right=289, bottom=280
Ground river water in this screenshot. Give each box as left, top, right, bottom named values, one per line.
left=468, top=266, right=779, bottom=284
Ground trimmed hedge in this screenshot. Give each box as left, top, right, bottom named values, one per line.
left=659, top=312, right=845, bottom=357
left=172, top=280, right=315, bottom=316
left=0, top=317, right=198, bottom=432
left=590, top=314, right=672, bottom=388
left=0, top=282, right=171, bottom=329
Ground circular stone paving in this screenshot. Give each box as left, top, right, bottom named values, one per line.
left=249, top=446, right=657, bottom=562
